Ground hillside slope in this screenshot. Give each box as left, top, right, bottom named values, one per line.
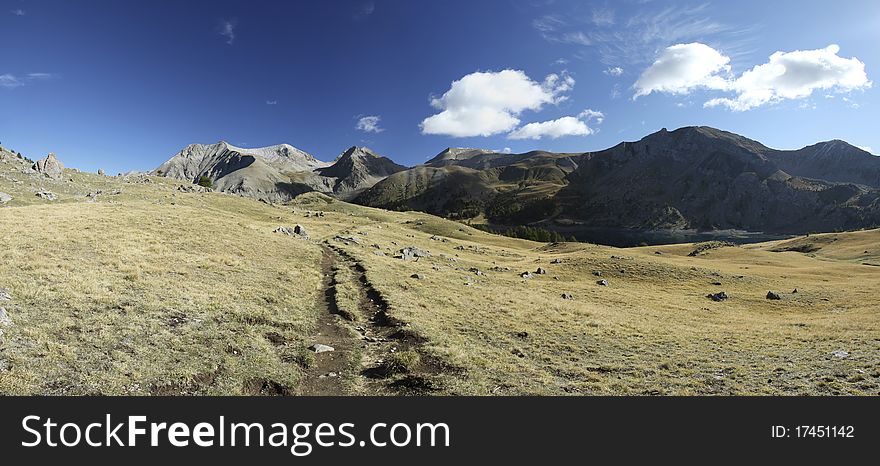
left=2, top=146, right=878, bottom=395
left=357, top=127, right=880, bottom=236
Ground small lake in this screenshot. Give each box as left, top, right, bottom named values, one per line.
left=557, top=227, right=792, bottom=247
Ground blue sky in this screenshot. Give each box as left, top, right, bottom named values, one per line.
left=1, top=0, right=878, bottom=173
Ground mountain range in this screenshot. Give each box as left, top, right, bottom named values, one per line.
left=154, top=141, right=406, bottom=201
left=155, top=127, right=880, bottom=238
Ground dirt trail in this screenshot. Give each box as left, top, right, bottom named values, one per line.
left=298, top=243, right=440, bottom=396
left=297, top=246, right=357, bottom=395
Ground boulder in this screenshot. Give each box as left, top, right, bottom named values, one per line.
left=561, top=293, right=574, bottom=300
left=273, top=226, right=295, bottom=235
left=520, top=272, right=533, bottom=279
left=293, top=224, right=310, bottom=239
left=97, top=169, right=105, bottom=176
left=410, top=273, right=425, bottom=280
left=35, top=190, right=57, bottom=201
left=831, top=350, right=849, bottom=359
left=0, top=192, right=11, bottom=204
left=597, top=279, right=609, bottom=286
left=707, top=292, right=729, bottom=302
left=32, top=153, right=65, bottom=179
left=535, top=267, right=546, bottom=275
left=309, top=343, right=335, bottom=353
left=400, top=247, right=431, bottom=261
left=550, top=259, right=562, bottom=264
left=766, top=291, right=781, bottom=300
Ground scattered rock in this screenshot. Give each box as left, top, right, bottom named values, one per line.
left=511, top=348, right=527, bottom=358
left=711, top=281, right=722, bottom=286
left=309, top=343, right=335, bottom=353
left=177, top=184, right=211, bottom=193
left=97, top=169, right=105, bottom=176
left=0, top=289, right=11, bottom=301
left=561, top=293, right=574, bottom=300
left=400, top=247, right=431, bottom=261
left=453, top=245, right=465, bottom=251
left=593, top=271, right=603, bottom=277
left=831, top=350, right=849, bottom=359
left=410, top=273, right=425, bottom=280
left=792, top=288, right=798, bottom=294
left=0, top=307, right=11, bottom=326
left=654, top=251, right=663, bottom=255
left=596, top=279, right=609, bottom=286
left=0, top=192, right=11, bottom=204
left=707, top=292, right=729, bottom=302
left=520, top=272, right=533, bottom=279
left=469, top=267, right=483, bottom=276
left=688, top=241, right=735, bottom=257
left=35, top=190, right=57, bottom=201
left=273, top=226, right=295, bottom=235
left=514, top=331, right=529, bottom=339
left=333, top=235, right=361, bottom=245
left=293, top=224, right=310, bottom=239
left=766, top=291, right=781, bottom=300
left=535, top=267, right=546, bottom=275
left=550, top=258, right=562, bottom=264
left=32, top=153, right=65, bottom=179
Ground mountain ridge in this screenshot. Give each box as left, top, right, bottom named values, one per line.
left=355, top=126, right=880, bottom=237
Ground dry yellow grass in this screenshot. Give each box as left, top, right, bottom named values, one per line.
left=2, top=152, right=878, bottom=395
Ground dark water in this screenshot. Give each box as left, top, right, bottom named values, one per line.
left=549, top=226, right=791, bottom=248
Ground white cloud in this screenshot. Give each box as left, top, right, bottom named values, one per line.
left=0, top=74, right=24, bottom=89
left=219, top=20, right=236, bottom=45
left=356, top=115, right=384, bottom=133
left=533, top=15, right=565, bottom=33
left=579, top=108, right=605, bottom=124
left=508, top=109, right=603, bottom=140
left=634, top=43, right=731, bottom=98
left=420, top=69, right=575, bottom=137
left=354, top=2, right=375, bottom=20
left=500, top=147, right=513, bottom=154
left=705, top=44, right=872, bottom=111
left=266, top=100, right=278, bottom=105
left=591, top=7, right=615, bottom=27
left=535, top=4, right=751, bottom=67
left=635, top=43, right=871, bottom=111
left=604, top=66, right=624, bottom=77
left=1, top=72, right=58, bottom=89
left=11, top=9, right=25, bottom=16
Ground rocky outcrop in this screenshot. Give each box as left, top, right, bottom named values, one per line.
left=32, top=153, right=64, bottom=179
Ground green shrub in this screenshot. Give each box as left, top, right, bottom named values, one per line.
left=197, top=175, right=213, bottom=188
